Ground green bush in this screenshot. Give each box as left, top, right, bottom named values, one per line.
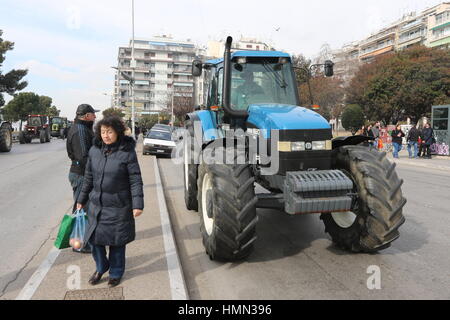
left=342, top=104, right=364, bottom=135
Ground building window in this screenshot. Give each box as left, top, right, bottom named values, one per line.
left=151, top=73, right=155, bottom=78
left=168, top=53, right=173, bottom=58
left=168, top=63, right=172, bottom=68
left=246, top=44, right=252, bottom=49
left=167, top=74, right=172, bottom=79
left=256, top=46, right=260, bottom=50
left=167, top=84, right=172, bottom=89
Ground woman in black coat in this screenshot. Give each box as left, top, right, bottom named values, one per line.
left=421, top=123, right=434, bottom=159
left=77, top=116, right=144, bottom=288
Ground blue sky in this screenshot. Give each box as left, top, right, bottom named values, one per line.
left=1, top=0, right=442, bottom=117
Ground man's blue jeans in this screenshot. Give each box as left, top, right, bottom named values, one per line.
left=393, top=142, right=402, bottom=158
left=407, top=141, right=418, bottom=158
left=91, top=245, right=126, bottom=279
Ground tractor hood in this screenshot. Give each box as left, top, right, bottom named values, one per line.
left=247, top=104, right=331, bottom=138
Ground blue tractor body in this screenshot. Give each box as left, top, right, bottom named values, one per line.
left=183, top=37, right=406, bottom=261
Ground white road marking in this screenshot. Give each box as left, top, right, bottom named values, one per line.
left=153, top=157, right=189, bottom=300
left=15, top=247, right=60, bottom=300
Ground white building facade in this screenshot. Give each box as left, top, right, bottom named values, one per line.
left=113, top=35, right=200, bottom=119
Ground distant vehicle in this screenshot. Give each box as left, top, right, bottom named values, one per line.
left=19, top=115, right=51, bottom=144
left=143, top=129, right=175, bottom=156
left=50, top=117, right=68, bottom=139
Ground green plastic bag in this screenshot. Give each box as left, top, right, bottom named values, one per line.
left=54, top=213, right=76, bottom=249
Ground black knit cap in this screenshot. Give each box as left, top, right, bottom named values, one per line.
left=76, top=104, right=100, bottom=116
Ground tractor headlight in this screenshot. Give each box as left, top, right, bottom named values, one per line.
left=291, top=142, right=305, bottom=151
left=312, top=140, right=332, bottom=150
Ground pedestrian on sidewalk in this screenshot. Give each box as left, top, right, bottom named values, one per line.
left=406, top=124, right=420, bottom=159
left=76, top=116, right=144, bottom=288
left=66, top=104, right=99, bottom=253
left=391, top=124, right=405, bottom=159
left=421, top=123, right=434, bottom=159
left=370, top=122, right=381, bottom=149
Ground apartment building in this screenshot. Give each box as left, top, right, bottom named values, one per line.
left=113, top=35, right=199, bottom=119
left=206, top=37, right=274, bottom=58
left=332, top=2, right=450, bottom=81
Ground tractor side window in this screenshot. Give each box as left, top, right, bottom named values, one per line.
left=217, top=68, right=223, bottom=106
left=207, top=68, right=217, bottom=107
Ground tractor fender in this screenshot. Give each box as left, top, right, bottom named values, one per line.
left=332, top=135, right=373, bottom=150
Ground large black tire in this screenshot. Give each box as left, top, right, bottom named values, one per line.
left=197, top=155, right=258, bottom=261
left=183, top=121, right=198, bottom=211
left=321, top=146, right=406, bottom=253
left=0, top=126, right=12, bottom=152
left=40, top=130, right=46, bottom=143
left=19, top=131, right=26, bottom=144
left=46, top=128, right=51, bottom=142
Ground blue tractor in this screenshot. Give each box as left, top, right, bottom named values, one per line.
left=183, top=37, right=406, bottom=261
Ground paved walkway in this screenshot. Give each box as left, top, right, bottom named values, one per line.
left=3, top=139, right=186, bottom=300
left=386, top=148, right=450, bottom=172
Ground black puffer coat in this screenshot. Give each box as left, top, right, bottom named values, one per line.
left=77, top=136, right=144, bottom=247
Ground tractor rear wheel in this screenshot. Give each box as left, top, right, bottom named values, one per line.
left=183, top=121, right=198, bottom=211
left=0, top=126, right=12, bottom=152
left=198, top=155, right=258, bottom=261
left=321, top=146, right=406, bottom=253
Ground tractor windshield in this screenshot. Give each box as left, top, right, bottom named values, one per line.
left=52, top=118, right=63, bottom=125
left=230, top=58, right=298, bottom=111
left=28, top=117, right=42, bottom=126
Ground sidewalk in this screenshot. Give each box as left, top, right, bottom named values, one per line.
left=386, top=148, right=450, bottom=172
left=4, top=141, right=184, bottom=300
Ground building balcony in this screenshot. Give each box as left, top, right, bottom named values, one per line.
left=359, top=45, right=394, bottom=60
left=359, top=31, right=396, bottom=47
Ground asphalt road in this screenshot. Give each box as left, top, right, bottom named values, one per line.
left=1, top=138, right=449, bottom=300
left=158, top=155, right=450, bottom=300
left=0, top=139, right=73, bottom=298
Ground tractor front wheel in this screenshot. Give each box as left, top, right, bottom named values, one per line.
left=183, top=121, right=199, bottom=211
left=197, top=156, right=258, bottom=261
left=40, top=130, right=46, bottom=143
left=321, top=146, right=406, bottom=253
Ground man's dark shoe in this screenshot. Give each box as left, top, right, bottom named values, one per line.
left=88, top=272, right=104, bottom=286
left=108, top=278, right=121, bottom=288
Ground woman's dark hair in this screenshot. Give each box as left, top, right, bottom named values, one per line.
left=94, top=116, right=126, bottom=142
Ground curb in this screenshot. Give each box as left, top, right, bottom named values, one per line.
left=153, top=157, right=189, bottom=300
left=392, top=158, right=450, bottom=172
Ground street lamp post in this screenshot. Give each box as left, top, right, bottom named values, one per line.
left=131, top=0, right=136, bottom=138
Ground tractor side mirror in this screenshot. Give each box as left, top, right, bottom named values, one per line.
left=192, top=60, right=203, bottom=77
left=324, top=60, right=334, bottom=77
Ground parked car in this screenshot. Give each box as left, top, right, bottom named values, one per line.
left=143, top=129, right=176, bottom=157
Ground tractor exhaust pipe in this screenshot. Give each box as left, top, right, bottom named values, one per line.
left=222, top=36, right=248, bottom=118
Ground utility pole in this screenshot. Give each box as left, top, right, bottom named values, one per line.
left=131, top=0, right=136, bottom=138
left=171, top=88, right=174, bottom=127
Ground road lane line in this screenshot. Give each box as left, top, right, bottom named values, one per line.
left=15, top=247, right=60, bottom=300
left=153, top=157, right=189, bottom=300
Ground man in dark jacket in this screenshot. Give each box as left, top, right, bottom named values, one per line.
left=406, top=125, right=420, bottom=159
left=66, top=104, right=99, bottom=253
left=421, top=123, right=434, bottom=159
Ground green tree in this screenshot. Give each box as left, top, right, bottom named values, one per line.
left=102, top=107, right=125, bottom=118
left=2, top=92, right=41, bottom=121
left=47, top=105, right=60, bottom=117
left=341, top=104, right=364, bottom=135
left=0, top=30, right=28, bottom=107
left=347, top=46, right=450, bottom=124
